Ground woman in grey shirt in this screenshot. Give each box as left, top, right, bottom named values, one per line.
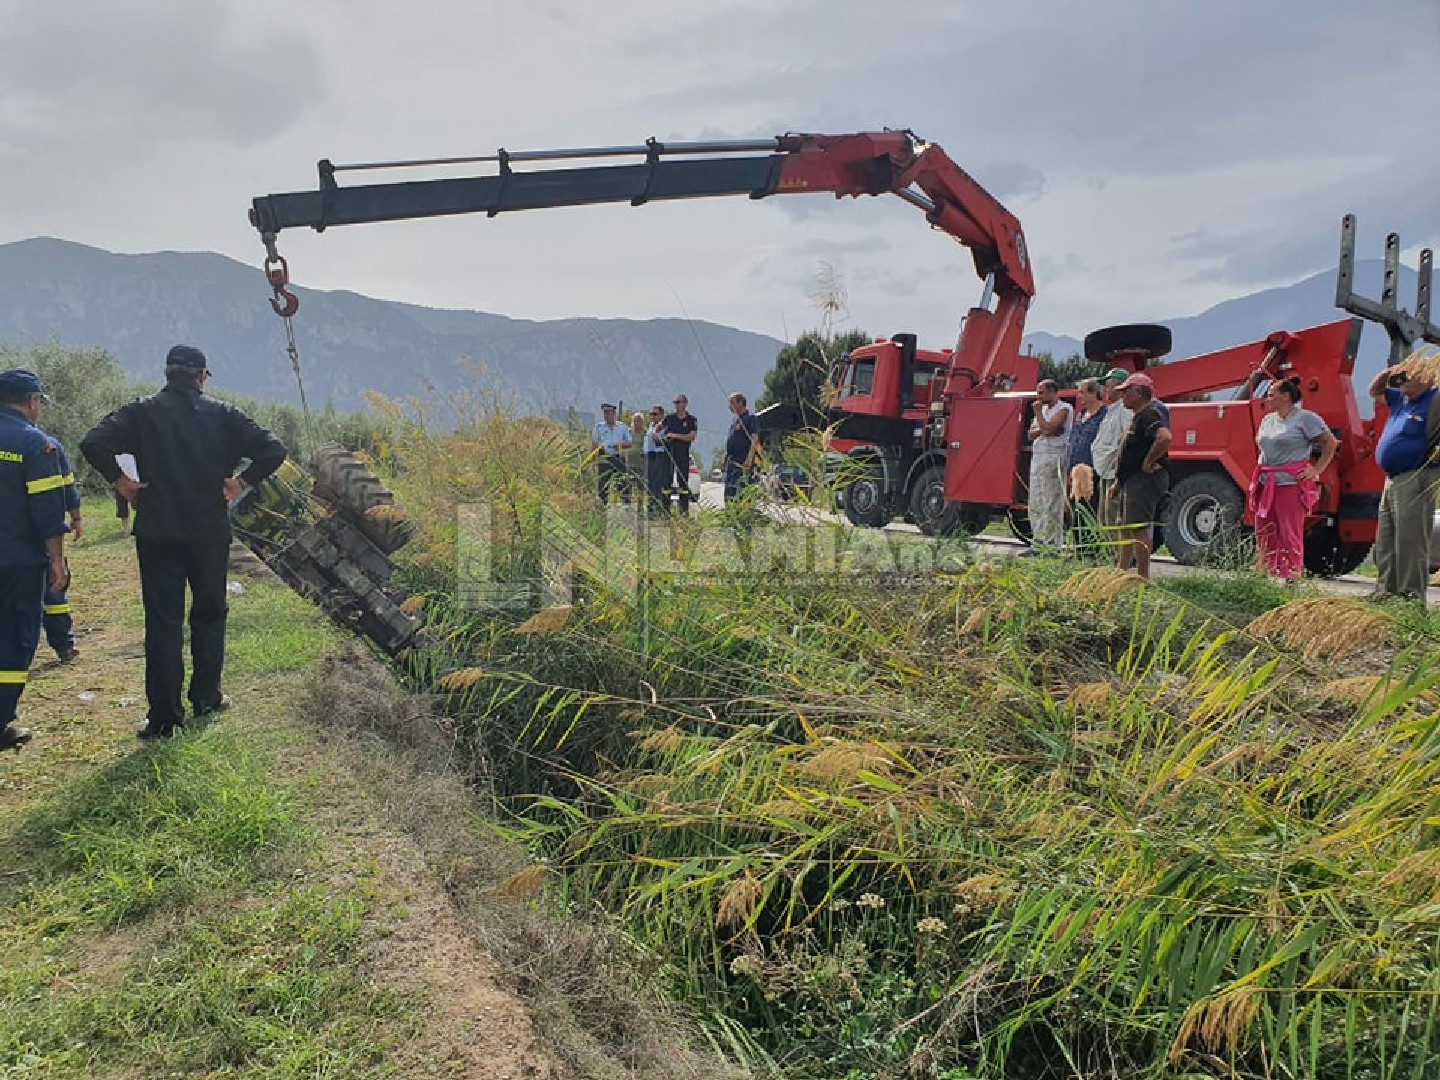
left=1250, top=378, right=1337, bottom=580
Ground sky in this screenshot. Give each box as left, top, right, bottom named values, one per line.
left=0, top=0, right=1436, bottom=349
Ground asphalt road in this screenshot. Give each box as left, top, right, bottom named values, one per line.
left=696, top=481, right=1434, bottom=603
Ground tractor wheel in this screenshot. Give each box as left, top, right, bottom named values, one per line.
left=1162, top=472, right=1245, bottom=565
left=909, top=465, right=964, bottom=536
left=1083, top=324, right=1173, bottom=365
left=311, top=443, right=415, bottom=555
left=842, top=466, right=892, bottom=529
left=1303, top=524, right=1370, bottom=577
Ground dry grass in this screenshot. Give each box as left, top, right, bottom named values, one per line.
left=715, top=873, right=765, bottom=931
left=437, top=667, right=485, bottom=692
left=1068, top=681, right=1116, bottom=712
left=1057, top=566, right=1145, bottom=604
left=1244, top=597, right=1389, bottom=660
left=516, top=605, right=574, bottom=635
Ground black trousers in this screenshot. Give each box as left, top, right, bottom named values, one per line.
left=0, top=564, right=45, bottom=726
left=597, top=455, right=626, bottom=502
left=136, top=536, right=230, bottom=727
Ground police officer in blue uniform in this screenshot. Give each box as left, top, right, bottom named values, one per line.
left=81, top=345, right=287, bottom=739
left=0, top=369, right=73, bottom=751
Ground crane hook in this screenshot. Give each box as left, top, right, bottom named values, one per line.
left=264, top=252, right=300, bottom=318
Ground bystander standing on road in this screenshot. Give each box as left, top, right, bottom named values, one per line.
left=661, top=394, right=698, bottom=514
left=724, top=392, right=762, bottom=502
left=1026, top=379, right=1072, bottom=553
left=1067, top=378, right=1108, bottom=548
left=1090, top=368, right=1133, bottom=536
left=1366, top=359, right=1440, bottom=602
left=1249, top=378, right=1337, bottom=582
left=590, top=403, right=631, bottom=504
left=1110, top=373, right=1171, bottom=580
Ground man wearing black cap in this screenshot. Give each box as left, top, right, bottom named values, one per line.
left=80, top=345, right=287, bottom=739
left=0, top=369, right=73, bottom=750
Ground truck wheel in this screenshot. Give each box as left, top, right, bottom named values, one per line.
left=1303, top=524, right=1370, bottom=577
left=312, top=444, right=415, bottom=555
left=1083, top=324, right=1173, bottom=364
left=843, top=468, right=891, bottom=528
left=1162, top=472, right=1245, bottom=565
left=909, top=465, right=963, bottom=535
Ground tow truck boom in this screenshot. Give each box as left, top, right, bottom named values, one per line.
left=248, top=130, right=1034, bottom=383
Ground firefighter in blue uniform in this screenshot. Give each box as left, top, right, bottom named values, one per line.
left=42, top=441, right=82, bottom=663
left=0, top=369, right=73, bottom=751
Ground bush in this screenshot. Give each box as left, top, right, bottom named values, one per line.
left=0, top=341, right=135, bottom=488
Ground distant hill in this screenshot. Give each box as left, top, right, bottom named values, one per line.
left=1022, top=260, right=1428, bottom=391
left=0, top=238, right=787, bottom=457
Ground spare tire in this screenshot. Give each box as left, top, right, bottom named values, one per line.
left=311, top=443, right=415, bottom=555
left=1083, top=324, right=1173, bottom=365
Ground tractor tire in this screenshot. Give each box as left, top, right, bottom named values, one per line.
left=311, top=443, right=415, bottom=556
left=909, top=465, right=964, bottom=536
left=1162, top=472, right=1245, bottom=566
left=842, top=467, right=892, bottom=529
left=1083, top=324, right=1173, bottom=365
left=1303, top=524, right=1370, bottom=578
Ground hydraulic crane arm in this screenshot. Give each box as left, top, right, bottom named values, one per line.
left=248, top=130, right=1034, bottom=312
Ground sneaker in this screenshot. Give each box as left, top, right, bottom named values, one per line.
left=192, top=694, right=232, bottom=719
left=55, top=647, right=79, bottom=663
left=136, top=720, right=181, bottom=740
left=1, top=725, right=34, bottom=751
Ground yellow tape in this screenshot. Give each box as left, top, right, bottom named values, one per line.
left=26, top=473, right=67, bottom=494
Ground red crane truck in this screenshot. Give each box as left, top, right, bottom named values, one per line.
left=247, top=134, right=1433, bottom=575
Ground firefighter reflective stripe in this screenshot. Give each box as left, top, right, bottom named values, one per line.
left=0, top=670, right=27, bottom=685
left=0, top=449, right=22, bottom=462
left=44, top=603, right=70, bottom=615
left=26, top=472, right=73, bottom=495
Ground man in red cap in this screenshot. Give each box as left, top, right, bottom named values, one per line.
left=1108, top=372, right=1171, bottom=579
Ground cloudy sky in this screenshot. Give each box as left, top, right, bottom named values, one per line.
left=0, top=0, right=1436, bottom=347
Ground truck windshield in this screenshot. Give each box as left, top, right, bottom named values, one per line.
left=836, top=358, right=876, bottom=399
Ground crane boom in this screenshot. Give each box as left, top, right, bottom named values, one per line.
left=249, top=130, right=1033, bottom=303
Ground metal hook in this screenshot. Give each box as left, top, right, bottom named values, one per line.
left=263, top=252, right=300, bottom=318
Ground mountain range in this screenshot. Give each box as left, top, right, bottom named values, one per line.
left=0, top=238, right=1428, bottom=456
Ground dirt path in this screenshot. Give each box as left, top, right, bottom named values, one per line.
left=2, top=529, right=560, bottom=1080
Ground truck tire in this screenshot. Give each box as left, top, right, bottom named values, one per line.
left=1083, top=324, right=1173, bottom=364
left=842, top=466, right=891, bottom=529
left=909, top=465, right=963, bottom=535
left=1162, top=472, right=1245, bottom=565
left=311, top=444, right=415, bottom=555
left=1303, top=524, right=1370, bottom=577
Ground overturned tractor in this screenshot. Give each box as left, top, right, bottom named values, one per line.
left=230, top=443, right=421, bottom=655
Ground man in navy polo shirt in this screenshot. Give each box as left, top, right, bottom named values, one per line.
left=1367, top=360, right=1440, bottom=601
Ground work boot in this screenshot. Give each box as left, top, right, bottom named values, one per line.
left=135, top=719, right=181, bottom=740
left=1, top=725, right=35, bottom=751
left=56, top=647, right=79, bottom=663
left=192, top=694, right=232, bottom=719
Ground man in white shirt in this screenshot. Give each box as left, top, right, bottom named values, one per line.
left=1026, top=379, right=1073, bottom=552
left=1089, top=368, right=1133, bottom=531
left=590, top=403, right=631, bottom=503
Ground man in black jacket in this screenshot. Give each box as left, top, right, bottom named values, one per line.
left=81, top=345, right=287, bottom=738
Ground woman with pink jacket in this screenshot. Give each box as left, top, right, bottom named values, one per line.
left=1248, top=378, right=1338, bottom=581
